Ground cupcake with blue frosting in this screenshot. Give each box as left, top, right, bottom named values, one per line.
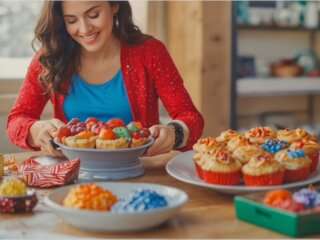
left=274, top=149, right=311, bottom=182
left=261, top=139, right=289, bottom=155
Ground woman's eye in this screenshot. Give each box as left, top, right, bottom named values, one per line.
left=88, top=13, right=99, bottom=19
left=65, top=18, right=77, bottom=25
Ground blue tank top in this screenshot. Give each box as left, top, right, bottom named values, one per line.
left=62, top=69, right=133, bottom=124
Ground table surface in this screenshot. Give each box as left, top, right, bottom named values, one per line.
left=1, top=151, right=319, bottom=239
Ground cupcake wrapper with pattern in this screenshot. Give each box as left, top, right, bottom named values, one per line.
left=194, top=162, right=204, bottom=180
left=202, top=170, right=241, bottom=185
left=284, top=165, right=310, bottom=182
left=243, top=171, right=284, bottom=186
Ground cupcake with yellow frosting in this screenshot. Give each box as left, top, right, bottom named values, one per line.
left=232, top=145, right=266, bottom=165
left=216, top=129, right=244, bottom=143
left=242, top=153, right=285, bottom=186
left=274, top=149, right=311, bottom=182
left=193, top=137, right=226, bottom=155
left=276, top=128, right=310, bottom=144
left=199, top=148, right=242, bottom=185
left=227, top=135, right=255, bottom=152
left=245, top=126, right=276, bottom=144
left=290, top=139, right=319, bottom=172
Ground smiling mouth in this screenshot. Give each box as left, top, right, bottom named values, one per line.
left=82, top=32, right=99, bottom=42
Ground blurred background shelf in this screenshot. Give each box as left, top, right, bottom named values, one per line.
left=237, top=77, right=320, bottom=97
left=237, top=24, right=320, bottom=32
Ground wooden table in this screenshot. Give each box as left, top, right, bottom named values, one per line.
left=1, top=151, right=318, bottom=239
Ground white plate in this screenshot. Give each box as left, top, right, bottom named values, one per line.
left=44, top=182, right=188, bottom=232
left=166, top=150, right=320, bottom=195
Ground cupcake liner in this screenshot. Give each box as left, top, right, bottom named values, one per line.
left=243, top=171, right=284, bottom=186
left=203, top=170, right=241, bottom=185
left=308, top=151, right=319, bottom=172
left=284, top=165, right=310, bottom=182
left=194, top=162, right=204, bottom=180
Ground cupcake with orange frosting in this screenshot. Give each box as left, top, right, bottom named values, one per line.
left=192, top=137, right=227, bottom=179
left=245, top=126, right=276, bottom=144
left=232, top=145, right=266, bottom=165
left=290, top=139, right=319, bottom=172
left=274, top=149, right=311, bottom=182
left=193, top=137, right=226, bottom=155
left=277, top=128, right=310, bottom=144
left=227, top=135, right=255, bottom=152
left=199, top=148, right=242, bottom=185
left=242, top=153, right=285, bottom=186
left=216, top=129, right=244, bottom=143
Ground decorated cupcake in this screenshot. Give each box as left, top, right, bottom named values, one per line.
left=261, top=139, right=289, bottom=155
left=277, top=128, right=310, bottom=144
left=216, top=129, right=244, bottom=143
left=274, top=149, right=311, bottom=182
left=63, top=130, right=97, bottom=148
left=199, top=148, right=242, bottom=185
left=245, top=126, right=276, bottom=144
left=232, top=145, right=266, bottom=165
left=193, top=137, right=226, bottom=154
left=227, top=135, right=254, bottom=152
left=290, top=139, right=319, bottom=172
left=242, top=153, right=285, bottom=186
left=192, top=153, right=205, bottom=179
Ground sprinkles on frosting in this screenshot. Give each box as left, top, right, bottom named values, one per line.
left=261, top=139, right=288, bottom=154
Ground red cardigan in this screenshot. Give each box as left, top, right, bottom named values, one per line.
left=7, top=38, right=204, bottom=151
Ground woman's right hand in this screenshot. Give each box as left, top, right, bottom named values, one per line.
left=27, top=119, right=66, bottom=156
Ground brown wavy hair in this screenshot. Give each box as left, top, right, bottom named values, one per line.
left=32, top=1, right=150, bottom=94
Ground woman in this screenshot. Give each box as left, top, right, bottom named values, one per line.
left=7, top=1, right=204, bottom=156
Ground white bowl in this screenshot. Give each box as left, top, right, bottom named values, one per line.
left=53, top=137, right=154, bottom=180
left=44, top=182, right=188, bottom=232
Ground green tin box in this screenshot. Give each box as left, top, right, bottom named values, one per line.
left=234, top=191, right=320, bottom=237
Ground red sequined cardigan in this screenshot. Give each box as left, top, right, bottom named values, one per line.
left=7, top=38, right=204, bottom=151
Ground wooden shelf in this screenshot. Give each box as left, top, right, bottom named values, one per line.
left=237, top=24, right=319, bottom=32
left=237, top=77, right=320, bottom=97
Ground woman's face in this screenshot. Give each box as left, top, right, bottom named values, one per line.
left=61, top=1, right=118, bottom=53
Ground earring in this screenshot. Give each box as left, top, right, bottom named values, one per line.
left=114, top=15, right=119, bottom=29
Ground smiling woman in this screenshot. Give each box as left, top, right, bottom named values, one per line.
left=7, top=1, right=204, bottom=157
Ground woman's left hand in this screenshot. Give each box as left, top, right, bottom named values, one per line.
left=144, top=125, right=175, bottom=156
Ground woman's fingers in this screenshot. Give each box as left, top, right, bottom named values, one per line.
left=145, top=125, right=175, bottom=156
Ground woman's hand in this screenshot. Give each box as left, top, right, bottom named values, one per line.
left=27, top=119, right=66, bottom=156
left=145, top=125, right=175, bottom=156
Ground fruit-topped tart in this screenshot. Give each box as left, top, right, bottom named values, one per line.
left=245, top=126, right=276, bottom=144
left=55, top=117, right=151, bottom=149
left=127, top=121, right=151, bottom=148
